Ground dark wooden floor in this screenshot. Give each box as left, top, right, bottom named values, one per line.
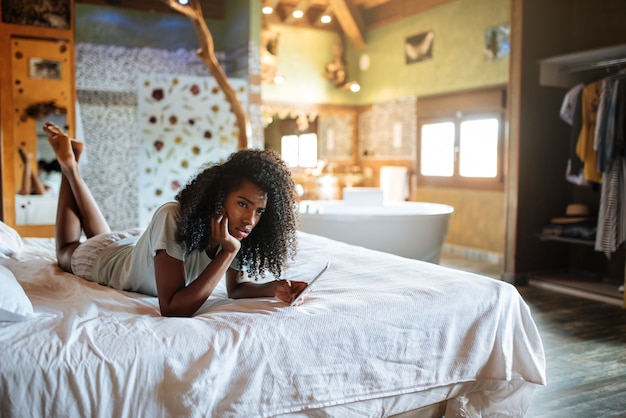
left=516, top=285, right=626, bottom=418
left=438, top=253, right=626, bottom=417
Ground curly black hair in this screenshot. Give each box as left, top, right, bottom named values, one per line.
left=175, top=149, right=299, bottom=280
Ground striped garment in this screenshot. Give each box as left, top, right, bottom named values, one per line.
left=71, top=229, right=143, bottom=280
left=595, top=157, right=626, bottom=257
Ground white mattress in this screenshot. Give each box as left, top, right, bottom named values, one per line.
left=0, top=232, right=546, bottom=417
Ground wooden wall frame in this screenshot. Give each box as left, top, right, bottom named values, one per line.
left=0, top=2, right=76, bottom=237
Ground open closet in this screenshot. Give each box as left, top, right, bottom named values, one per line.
left=533, top=44, right=626, bottom=307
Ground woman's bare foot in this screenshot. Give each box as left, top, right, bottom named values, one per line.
left=71, top=140, right=84, bottom=162
left=43, top=122, right=85, bottom=162
left=42, top=121, right=65, bottom=137
left=44, top=122, right=75, bottom=167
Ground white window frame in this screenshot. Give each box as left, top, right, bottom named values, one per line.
left=281, top=133, right=318, bottom=168
left=417, top=112, right=504, bottom=190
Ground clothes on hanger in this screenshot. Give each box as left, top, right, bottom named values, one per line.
left=594, top=73, right=626, bottom=257
left=561, top=83, right=589, bottom=186
left=561, top=70, right=626, bottom=257
left=576, top=80, right=604, bottom=184
left=560, top=82, right=584, bottom=125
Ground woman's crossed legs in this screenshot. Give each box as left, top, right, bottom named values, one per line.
left=44, top=122, right=111, bottom=273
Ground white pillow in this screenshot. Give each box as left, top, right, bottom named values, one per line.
left=0, top=221, right=23, bottom=258
left=0, top=265, right=37, bottom=321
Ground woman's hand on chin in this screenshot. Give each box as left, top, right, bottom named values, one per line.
left=211, top=213, right=241, bottom=254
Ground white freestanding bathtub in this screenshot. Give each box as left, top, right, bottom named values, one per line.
left=298, top=199, right=454, bottom=263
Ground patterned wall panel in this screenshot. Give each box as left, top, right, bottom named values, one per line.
left=359, top=97, right=417, bottom=159
left=136, top=74, right=248, bottom=228
left=248, top=39, right=264, bottom=149
left=318, top=113, right=355, bottom=160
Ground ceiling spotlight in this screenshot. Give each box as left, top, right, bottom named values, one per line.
left=320, top=14, right=332, bottom=24
left=337, top=81, right=361, bottom=92
left=177, top=0, right=189, bottom=4
left=274, top=73, right=285, bottom=84
left=262, top=6, right=273, bottom=14
left=292, top=10, right=304, bottom=19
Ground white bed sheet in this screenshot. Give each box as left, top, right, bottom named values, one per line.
left=0, top=232, right=546, bottom=418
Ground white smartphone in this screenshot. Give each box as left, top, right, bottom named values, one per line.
left=290, top=262, right=330, bottom=307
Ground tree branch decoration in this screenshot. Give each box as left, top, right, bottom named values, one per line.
left=160, top=0, right=250, bottom=150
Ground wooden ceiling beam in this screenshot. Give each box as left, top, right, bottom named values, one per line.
left=361, top=0, right=454, bottom=30
left=351, top=0, right=389, bottom=8
left=327, top=0, right=365, bottom=49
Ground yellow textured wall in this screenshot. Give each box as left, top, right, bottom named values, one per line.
left=353, top=0, right=510, bottom=104
left=261, top=27, right=361, bottom=105
left=263, top=0, right=510, bottom=106
left=416, top=187, right=505, bottom=253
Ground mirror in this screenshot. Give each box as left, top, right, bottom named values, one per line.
left=264, top=114, right=319, bottom=168
left=263, top=107, right=364, bottom=200
left=14, top=108, right=66, bottom=226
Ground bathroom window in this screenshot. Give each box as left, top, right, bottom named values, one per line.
left=418, top=114, right=503, bottom=190
left=281, top=133, right=318, bottom=168
left=416, top=86, right=505, bottom=190
left=420, top=117, right=500, bottom=177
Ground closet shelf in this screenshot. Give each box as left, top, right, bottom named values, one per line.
left=539, top=43, right=626, bottom=87
left=537, top=234, right=595, bottom=247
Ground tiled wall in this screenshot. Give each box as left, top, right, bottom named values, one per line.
left=358, top=97, right=417, bottom=159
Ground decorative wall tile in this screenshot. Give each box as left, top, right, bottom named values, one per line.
left=76, top=43, right=214, bottom=92
left=318, top=113, right=354, bottom=159
left=359, top=97, right=417, bottom=159
left=78, top=91, right=139, bottom=230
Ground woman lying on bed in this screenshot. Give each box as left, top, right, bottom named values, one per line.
left=43, top=122, right=307, bottom=317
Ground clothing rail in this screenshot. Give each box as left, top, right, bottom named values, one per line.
left=539, top=44, right=626, bottom=87
left=568, top=57, right=626, bottom=73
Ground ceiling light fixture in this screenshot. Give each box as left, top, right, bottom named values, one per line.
left=320, top=14, right=332, bottom=24
left=292, top=10, right=304, bottom=19
left=262, top=6, right=273, bottom=14
left=338, top=81, right=361, bottom=92
left=273, top=73, right=285, bottom=84
left=177, top=0, right=189, bottom=4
